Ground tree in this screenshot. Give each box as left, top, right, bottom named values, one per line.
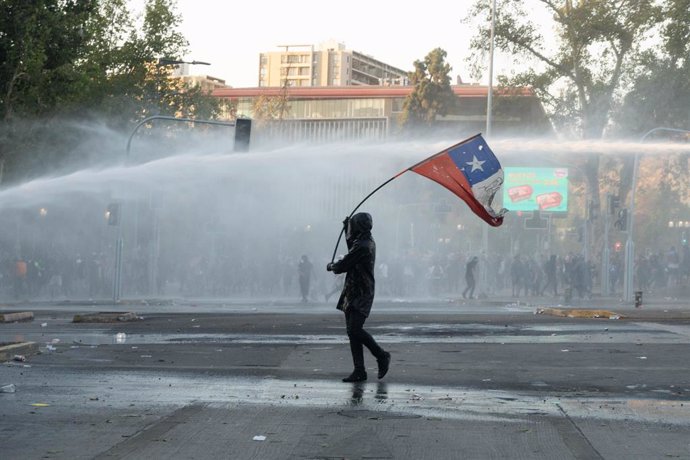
left=0, top=0, right=98, bottom=120
left=399, top=48, right=457, bottom=133
left=465, top=0, right=660, bottom=212
left=615, top=0, right=690, bottom=135
left=252, top=60, right=292, bottom=125
left=0, top=0, right=222, bottom=184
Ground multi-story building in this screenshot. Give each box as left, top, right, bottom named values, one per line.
left=171, top=63, right=230, bottom=92
left=258, top=41, right=409, bottom=88
left=213, top=84, right=552, bottom=144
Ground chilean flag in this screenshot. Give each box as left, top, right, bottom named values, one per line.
left=408, top=134, right=507, bottom=226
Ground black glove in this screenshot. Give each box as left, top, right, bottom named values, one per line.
left=342, top=216, right=350, bottom=230
left=326, top=263, right=334, bottom=272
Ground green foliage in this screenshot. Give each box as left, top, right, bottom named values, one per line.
left=0, top=0, right=222, bottom=184
left=614, top=0, right=690, bottom=135
left=465, top=0, right=660, bottom=140
left=399, top=48, right=456, bottom=133
left=465, top=0, right=663, bottom=226
left=0, top=0, right=98, bottom=119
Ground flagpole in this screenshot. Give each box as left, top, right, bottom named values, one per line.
left=330, top=171, right=407, bottom=263
left=329, top=132, right=503, bottom=263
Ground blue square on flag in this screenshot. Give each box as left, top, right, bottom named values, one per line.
left=448, top=136, right=501, bottom=186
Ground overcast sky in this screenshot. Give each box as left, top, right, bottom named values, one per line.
left=163, top=0, right=538, bottom=88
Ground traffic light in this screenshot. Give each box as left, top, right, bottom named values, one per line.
left=607, top=194, right=620, bottom=214
left=106, top=203, right=120, bottom=226
left=614, top=241, right=622, bottom=252
left=587, top=200, right=598, bottom=221
left=234, top=118, right=251, bottom=152
left=614, top=208, right=628, bottom=231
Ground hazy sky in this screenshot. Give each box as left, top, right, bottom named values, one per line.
left=166, top=0, right=530, bottom=88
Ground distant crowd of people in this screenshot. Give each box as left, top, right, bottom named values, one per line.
left=0, top=243, right=688, bottom=302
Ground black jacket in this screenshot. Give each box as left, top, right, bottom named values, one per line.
left=331, top=212, right=376, bottom=317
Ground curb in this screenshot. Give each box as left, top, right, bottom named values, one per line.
left=0, top=342, right=39, bottom=362
left=535, top=307, right=623, bottom=319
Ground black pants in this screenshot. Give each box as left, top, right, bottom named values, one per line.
left=462, top=276, right=475, bottom=299
left=345, top=309, right=385, bottom=372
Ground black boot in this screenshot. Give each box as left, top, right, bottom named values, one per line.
left=377, top=352, right=391, bottom=379
left=342, top=370, right=367, bottom=382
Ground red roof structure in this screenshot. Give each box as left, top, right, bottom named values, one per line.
left=212, top=85, right=536, bottom=100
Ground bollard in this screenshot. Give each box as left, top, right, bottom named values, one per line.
left=634, top=290, right=643, bottom=308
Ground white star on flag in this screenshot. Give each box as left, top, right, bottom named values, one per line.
left=466, top=155, right=486, bottom=172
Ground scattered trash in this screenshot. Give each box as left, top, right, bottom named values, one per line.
left=41, top=323, right=48, bottom=327
left=31, top=403, right=50, bottom=407
left=638, top=356, right=647, bottom=360
left=140, top=355, right=152, bottom=358
left=51, top=338, right=60, bottom=344
left=1, top=384, right=16, bottom=393
left=561, top=349, right=570, bottom=352
left=115, top=332, right=126, bottom=344
left=13, top=355, right=26, bottom=362
left=252, top=435, right=266, bottom=441
left=46, top=345, right=56, bottom=352
left=482, top=379, right=492, bottom=382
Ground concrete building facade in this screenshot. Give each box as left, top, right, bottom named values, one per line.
left=258, top=41, right=409, bottom=88
left=213, top=85, right=552, bottom=145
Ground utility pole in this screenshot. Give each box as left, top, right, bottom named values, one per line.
left=623, top=127, right=690, bottom=302
left=481, top=0, right=497, bottom=294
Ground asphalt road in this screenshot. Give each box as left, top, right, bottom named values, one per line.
left=1, top=299, right=690, bottom=459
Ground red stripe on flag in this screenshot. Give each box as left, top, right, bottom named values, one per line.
left=411, top=152, right=504, bottom=227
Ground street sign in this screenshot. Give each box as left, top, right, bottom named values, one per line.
left=524, top=210, right=548, bottom=229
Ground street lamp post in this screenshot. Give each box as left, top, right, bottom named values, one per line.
left=113, top=115, right=247, bottom=302
left=623, top=127, right=690, bottom=302
left=481, top=0, right=497, bottom=295
left=486, top=0, right=497, bottom=139
left=157, top=58, right=211, bottom=67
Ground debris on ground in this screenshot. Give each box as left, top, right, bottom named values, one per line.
left=535, top=307, right=624, bottom=319
left=72, top=312, right=141, bottom=323
left=1, top=384, right=16, bottom=393
left=0, top=311, right=34, bottom=323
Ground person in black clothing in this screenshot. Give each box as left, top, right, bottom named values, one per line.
left=541, top=254, right=558, bottom=296
left=298, top=254, right=313, bottom=303
left=462, top=256, right=478, bottom=299
left=327, top=213, right=391, bottom=383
